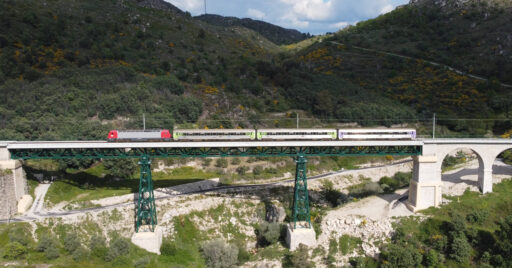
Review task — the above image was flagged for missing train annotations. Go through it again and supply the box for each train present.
[107,128,416,142]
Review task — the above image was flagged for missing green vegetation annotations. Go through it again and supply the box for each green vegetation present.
[0,0,510,141]
[501,149,512,165]
[333,1,512,84]
[345,172,412,199]
[338,234,363,255]
[442,150,471,171]
[255,222,283,247]
[349,178,512,267]
[37,161,216,207]
[201,239,239,268]
[0,222,160,267]
[378,172,411,193]
[283,244,314,268]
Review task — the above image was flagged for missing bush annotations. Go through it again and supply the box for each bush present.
[72,246,90,262]
[379,172,411,193]
[105,237,131,262]
[349,181,383,198]
[252,166,263,175]
[134,256,151,268]
[151,75,184,95]
[424,249,440,267]
[64,232,81,253]
[284,244,313,268]
[449,235,471,263]
[89,234,107,258]
[201,239,238,268]
[349,256,379,268]
[160,240,177,256]
[380,243,422,267]
[495,215,512,256]
[215,158,228,168]
[202,158,212,167]
[321,179,347,207]
[256,222,282,246]
[429,234,448,253]
[466,210,489,225]
[230,158,241,165]
[3,242,27,259]
[45,246,60,259]
[37,234,59,253]
[236,166,249,175]
[103,159,137,179]
[8,226,32,246]
[450,214,467,237]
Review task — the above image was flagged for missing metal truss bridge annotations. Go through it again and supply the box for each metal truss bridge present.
[3,140,423,232]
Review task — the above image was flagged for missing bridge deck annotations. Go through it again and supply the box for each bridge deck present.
[5,140,424,149]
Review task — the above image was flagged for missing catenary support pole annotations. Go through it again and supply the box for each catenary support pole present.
[433,113,436,139]
[135,155,157,232]
[292,155,311,229]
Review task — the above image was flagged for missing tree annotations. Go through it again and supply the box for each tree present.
[151,75,184,95]
[89,234,107,258]
[105,237,130,262]
[64,232,81,253]
[72,246,90,262]
[256,222,282,246]
[201,239,238,268]
[252,166,263,175]
[215,158,228,168]
[103,159,137,179]
[3,242,27,259]
[449,235,471,264]
[284,244,313,268]
[494,215,512,256]
[380,243,422,267]
[424,249,440,267]
[236,166,249,175]
[230,158,241,165]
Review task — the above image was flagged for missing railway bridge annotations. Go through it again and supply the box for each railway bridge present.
[1,139,512,251]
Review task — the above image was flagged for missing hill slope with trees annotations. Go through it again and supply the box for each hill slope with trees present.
[0,0,511,140]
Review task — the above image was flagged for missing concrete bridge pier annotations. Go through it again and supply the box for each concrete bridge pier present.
[478,168,493,194]
[0,147,32,219]
[407,155,442,212]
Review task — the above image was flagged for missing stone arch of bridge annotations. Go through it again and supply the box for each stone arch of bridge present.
[490,146,512,186]
[437,147,484,194]
[432,144,511,194]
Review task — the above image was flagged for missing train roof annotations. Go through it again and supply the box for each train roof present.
[174,129,255,132]
[111,129,169,132]
[338,128,416,131]
[257,128,337,131]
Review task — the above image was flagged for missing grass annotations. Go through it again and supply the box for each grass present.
[339,234,363,255]
[27,178,39,200]
[44,165,217,207]
[159,215,206,267]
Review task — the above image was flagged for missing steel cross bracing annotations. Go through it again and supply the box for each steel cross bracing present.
[9,145,422,160]
[135,156,157,232]
[292,155,311,229]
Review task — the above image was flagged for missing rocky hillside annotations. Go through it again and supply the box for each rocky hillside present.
[136,0,183,14]
[195,14,310,45]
